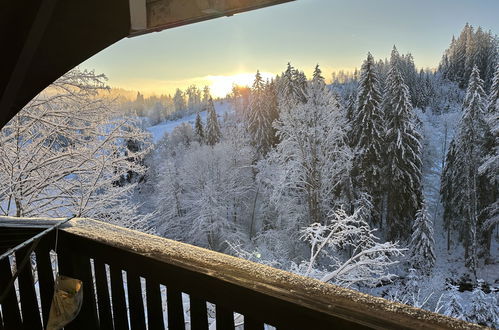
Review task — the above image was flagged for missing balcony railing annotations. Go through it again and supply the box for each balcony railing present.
[0,217,479,329]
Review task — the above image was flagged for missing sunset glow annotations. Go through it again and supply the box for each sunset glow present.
[207,72,275,97]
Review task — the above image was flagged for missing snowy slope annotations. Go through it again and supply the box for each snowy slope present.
[147,101,234,144]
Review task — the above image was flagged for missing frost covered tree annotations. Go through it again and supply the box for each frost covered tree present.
[409,204,436,274]
[442,285,465,320]
[466,280,499,327]
[0,69,152,230]
[441,66,490,272]
[264,65,352,228]
[205,98,221,146]
[351,52,385,225]
[173,88,186,112]
[154,140,254,251]
[194,112,205,144]
[439,24,498,89]
[383,47,423,241]
[296,207,403,288]
[186,85,202,110]
[247,71,277,156]
[202,85,211,106]
[277,62,307,107]
[477,62,499,261]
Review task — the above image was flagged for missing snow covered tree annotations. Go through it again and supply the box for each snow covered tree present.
[441,66,490,273]
[186,85,201,110]
[202,85,211,106]
[0,69,152,230]
[194,112,205,144]
[173,88,186,112]
[351,52,385,225]
[466,280,499,327]
[247,71,277,156]
[265,65,352,228]
[277,62,307,107]
[383,47,423,241]
[296,207,403,288]
[439,24,498,89]
[409,204,436,274]
[477,62,499,261]
[442,285,465,320]
[205,98,221,146]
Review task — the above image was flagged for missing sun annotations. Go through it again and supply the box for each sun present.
[207,72,275,98]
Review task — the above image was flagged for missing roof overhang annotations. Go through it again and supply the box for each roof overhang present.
[0,0,293,129]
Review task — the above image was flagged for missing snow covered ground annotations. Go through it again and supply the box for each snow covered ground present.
[147,101,234,144]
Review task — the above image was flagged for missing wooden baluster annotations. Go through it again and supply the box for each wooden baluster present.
[166,286,185,330]
[0,257,22,329]
[145,279,164,330]
[126,270,146,330]
[71,255,99,329]
[190,295,208,330]
[216,305,234,330]
[110,266,129,330]
[244,316,264,330]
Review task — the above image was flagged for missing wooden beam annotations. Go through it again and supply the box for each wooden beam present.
[129,0,294,36]
[0,0,58,122]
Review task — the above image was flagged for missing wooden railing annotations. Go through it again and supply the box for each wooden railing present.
[0,217,481,330]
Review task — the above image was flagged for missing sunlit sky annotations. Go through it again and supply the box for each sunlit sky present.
[81,0,499,98]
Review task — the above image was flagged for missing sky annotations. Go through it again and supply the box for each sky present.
[81,0,499,98]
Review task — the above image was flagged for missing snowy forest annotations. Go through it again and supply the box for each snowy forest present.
[0,24,498,327]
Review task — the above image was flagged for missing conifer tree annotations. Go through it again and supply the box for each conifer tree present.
[202,85,211,106]
[194,112,204,144]
[383,47,423,241]
[351,52,385,224]
[441,140,458,249]
[452,66,489,272]
[477,62,499,261]
[173,88,186,112]
[409,204,436,274]
[205,98,221,146]
[247,71,275,156]
[277,63,307,107]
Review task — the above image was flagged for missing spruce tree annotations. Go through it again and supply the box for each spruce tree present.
[277,63,307,107]
[351,52,385,224]
[441,140,458,250]
[383,47,423,241]
[205,98,221,146]
[409,204,436,274]
[461,66,488,271]
[194,112,204,144]
[477,62,499,261]
[247,71,275,156]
